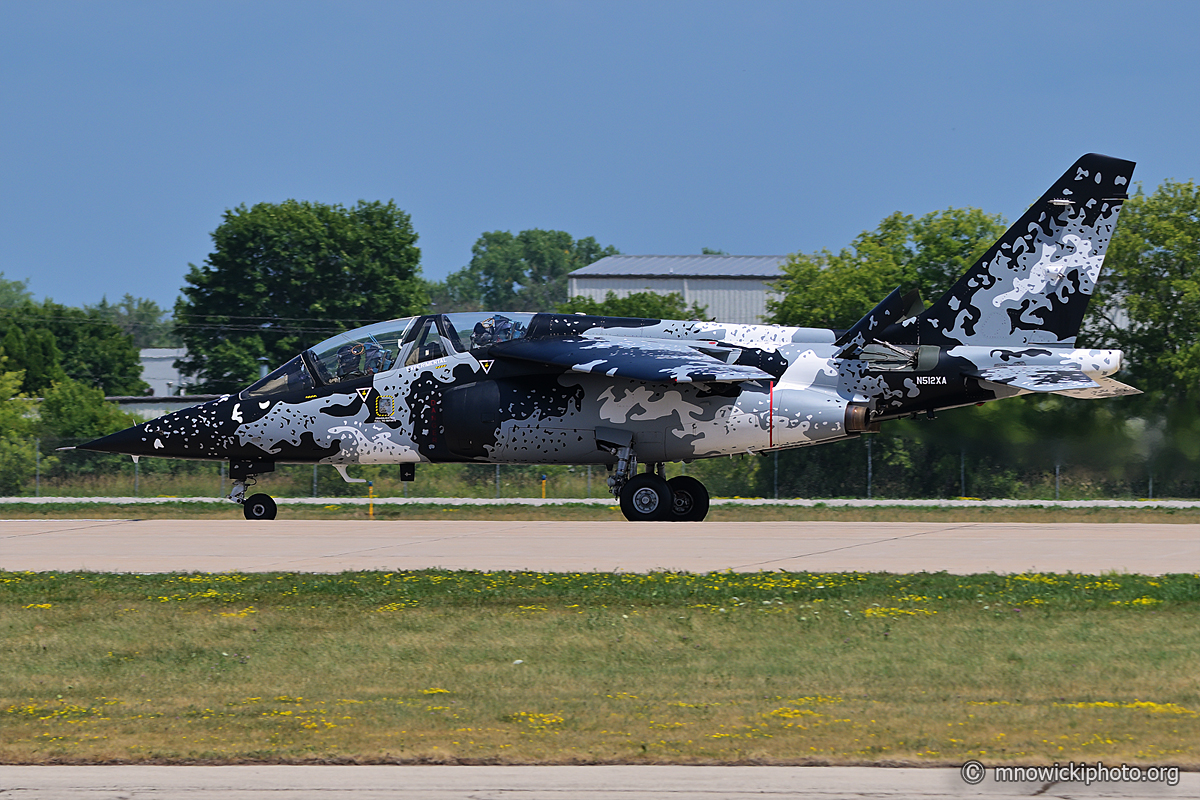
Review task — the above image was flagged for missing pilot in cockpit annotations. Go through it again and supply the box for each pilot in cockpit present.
[335,343,363,379]
[470,315,522,348]
[362,342,389,374]
[334,341,391,381]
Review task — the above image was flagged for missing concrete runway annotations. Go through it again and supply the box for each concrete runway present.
[2,518,1199,574]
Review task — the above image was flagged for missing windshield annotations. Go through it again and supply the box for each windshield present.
[242,354,317,399]
[306,317,417,384]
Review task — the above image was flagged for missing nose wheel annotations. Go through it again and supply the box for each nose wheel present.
[243,493,278,520]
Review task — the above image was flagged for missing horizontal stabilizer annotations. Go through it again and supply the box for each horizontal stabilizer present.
[492,337,773,383]
[1052,376,1142,399]
[972,366,1141,398]
[974,365,1098,392]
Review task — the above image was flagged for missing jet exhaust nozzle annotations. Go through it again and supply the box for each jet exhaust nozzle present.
[844,404,880,434]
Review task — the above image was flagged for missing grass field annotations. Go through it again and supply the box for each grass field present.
[4,501,1200,524]
[3,569,1200,766]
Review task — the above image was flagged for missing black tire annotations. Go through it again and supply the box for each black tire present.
[244,493,277,520]
[667,475,710,521]
[619,473,672,521]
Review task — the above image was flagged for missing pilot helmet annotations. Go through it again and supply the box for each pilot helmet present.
[337,343,364,375]
[472,319,493,346]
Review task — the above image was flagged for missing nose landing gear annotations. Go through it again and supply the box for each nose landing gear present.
[243,493,278,520]
[228,459,278,520]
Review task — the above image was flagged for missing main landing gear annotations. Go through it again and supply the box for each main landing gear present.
[228,460,278,520]
[607,447,710,522]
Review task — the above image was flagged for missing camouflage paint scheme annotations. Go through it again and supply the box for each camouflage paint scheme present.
[80,154,1138,514]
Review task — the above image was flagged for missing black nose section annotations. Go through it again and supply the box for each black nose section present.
[76,396,239,459]
[77,422,161,457]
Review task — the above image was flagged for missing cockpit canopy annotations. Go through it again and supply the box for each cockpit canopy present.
[242,312,533,399]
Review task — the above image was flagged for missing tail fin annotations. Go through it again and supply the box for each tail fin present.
[881,153,1135,347]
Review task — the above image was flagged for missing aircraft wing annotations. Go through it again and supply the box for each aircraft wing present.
[491,336,774,383]
[971,366,1141,397]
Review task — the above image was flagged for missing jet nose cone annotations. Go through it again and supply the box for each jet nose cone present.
[76,396,240,459]
[77,423,159,456]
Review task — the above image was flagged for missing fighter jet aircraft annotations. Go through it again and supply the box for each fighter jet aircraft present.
[77,153,1137,521]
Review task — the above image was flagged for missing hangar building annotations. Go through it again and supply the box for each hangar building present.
[566,254,788,324]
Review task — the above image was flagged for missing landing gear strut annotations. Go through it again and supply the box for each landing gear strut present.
[228,460,278,521]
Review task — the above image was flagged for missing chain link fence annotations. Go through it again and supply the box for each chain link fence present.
[9,418,1196,501]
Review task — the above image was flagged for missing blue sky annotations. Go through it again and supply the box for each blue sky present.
[2,0,1197,311]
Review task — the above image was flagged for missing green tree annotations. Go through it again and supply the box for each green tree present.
[0,302,146,396]
[0,272,34,308]
[37,378,142,478]
[907,207,1011,295]
[1082,180,1200,402]
[176,200,426,393]
[433,229,618,313]
[0,363,39,494]
[558,290,709,319]
[768,208,1006,328]
[88,294,181,349]
[39,377,141,441]
[0,321,66,395]
[426,267,488,314]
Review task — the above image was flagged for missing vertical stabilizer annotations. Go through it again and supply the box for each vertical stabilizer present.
[881,154,1135,347]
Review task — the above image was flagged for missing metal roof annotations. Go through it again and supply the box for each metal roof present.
[569,255,788,279]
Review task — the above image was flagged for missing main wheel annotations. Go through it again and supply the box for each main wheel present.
[667,475,710,521]
[244,493,277,520]
[619,473,672,521]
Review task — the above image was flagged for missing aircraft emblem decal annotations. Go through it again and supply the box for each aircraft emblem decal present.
[356,388,371,404]
[479,359,494,374]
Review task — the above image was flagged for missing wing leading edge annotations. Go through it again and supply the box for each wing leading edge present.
[491,337,774,384]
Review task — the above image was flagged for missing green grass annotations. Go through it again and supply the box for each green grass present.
[3,570,1200,765]
[25,462,646,501]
